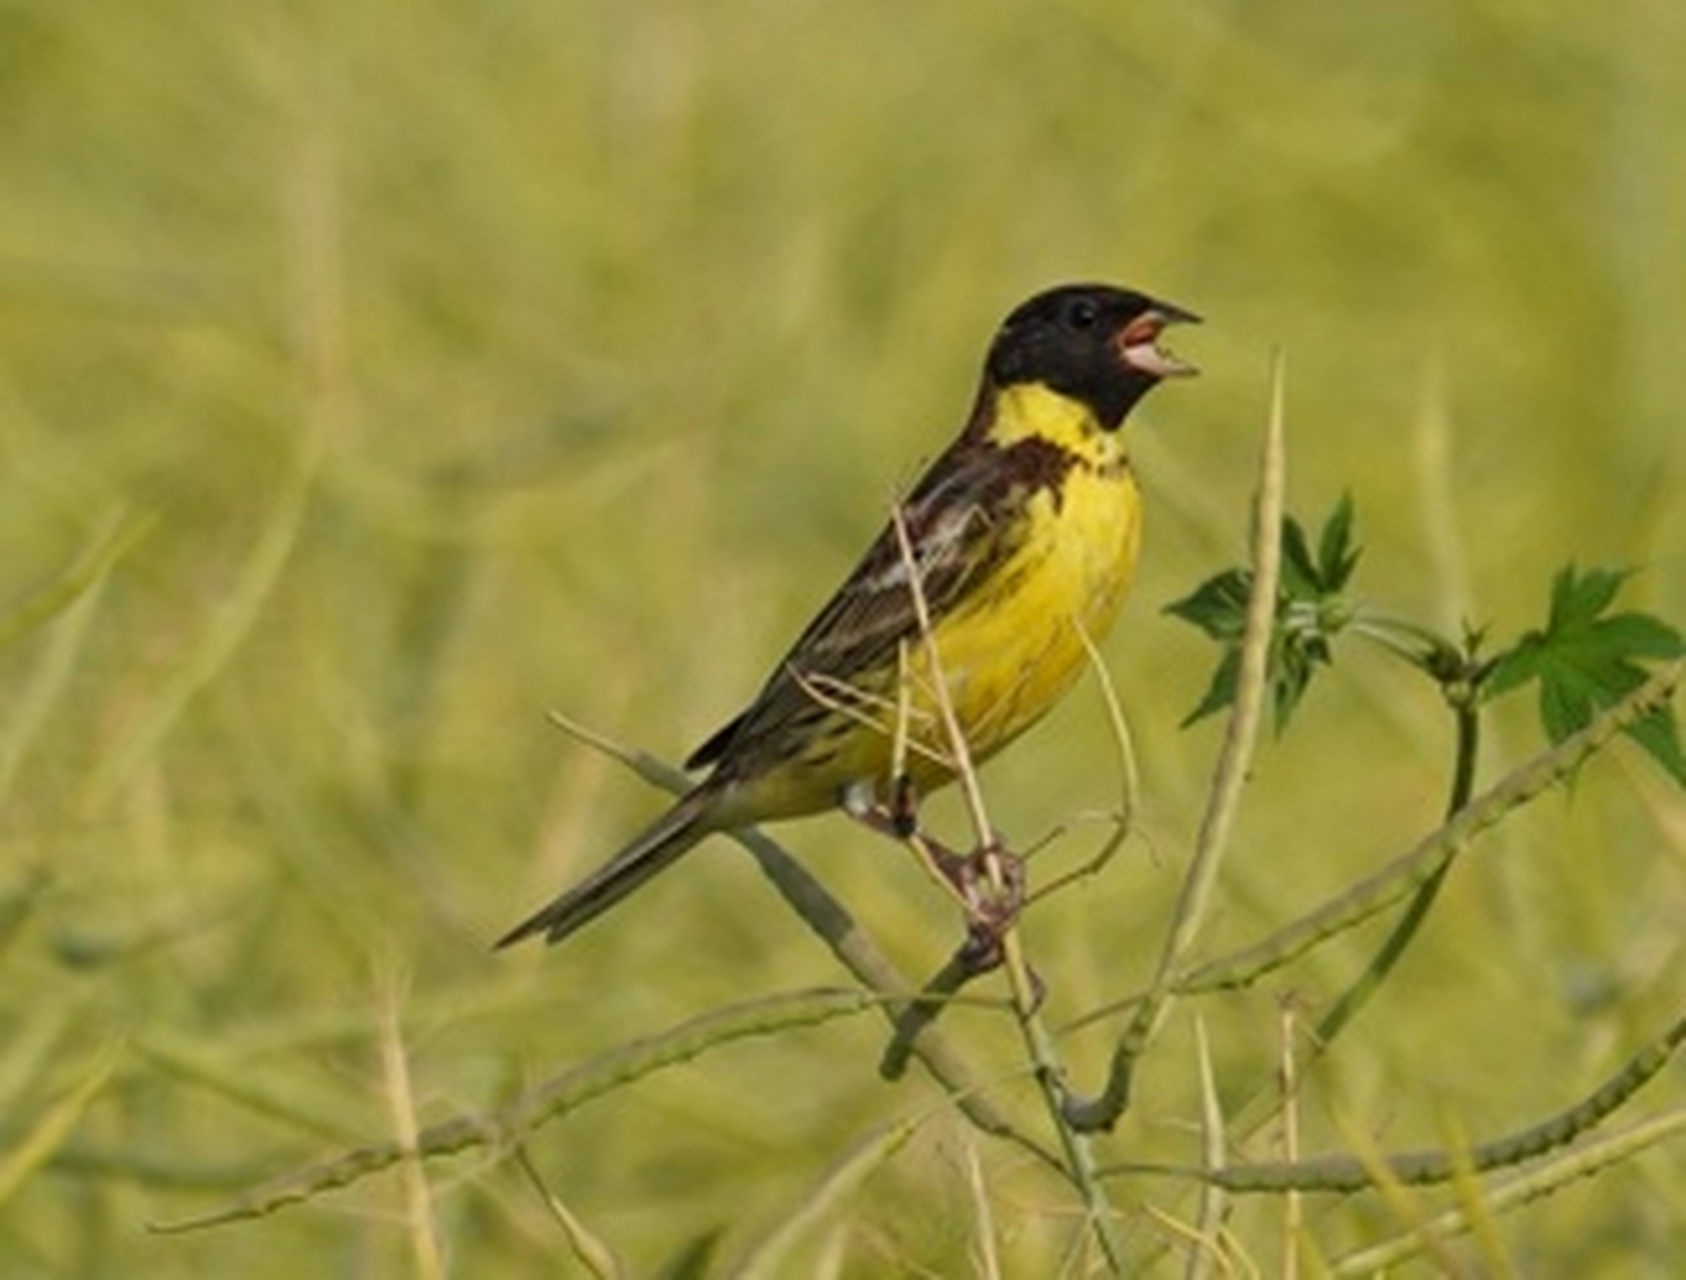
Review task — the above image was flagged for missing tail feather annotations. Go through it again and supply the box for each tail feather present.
[496,788,717,948]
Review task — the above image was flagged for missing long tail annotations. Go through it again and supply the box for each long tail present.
[496,787,718,948]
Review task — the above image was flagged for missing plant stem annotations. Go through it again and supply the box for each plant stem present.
[887,506,1126,1272]
[1064,350,1288,1133]
[1172,661,1679,996]
[1102,1008,1686,1194]
[1313,674,1481,1045]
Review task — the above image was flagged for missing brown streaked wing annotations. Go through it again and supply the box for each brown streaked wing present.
[686,435,1074,777]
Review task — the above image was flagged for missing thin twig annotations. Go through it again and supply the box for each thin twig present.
[150,987,889,1233]
[1057,659,1682,1036]
[885,503,1126,1272]
[1100,1007,1686,1192]
[1332,1107,1686,1274]
[1064,350,1288,1132]
[1312,661,1483,1047]
[1025,624,1139,907]
[1185,1015,1227,1280]
[877,951,981,1081]
[541,711,1051,1163]
[882,625,1141,1076]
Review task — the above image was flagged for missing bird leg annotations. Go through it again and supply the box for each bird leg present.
[953,839,1031,971]
[847,776,1042,1078]
[889,771,921,838]
[842,775,1029,944]
[841,776,967,884]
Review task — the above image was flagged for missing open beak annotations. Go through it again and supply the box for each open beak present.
[1118,304,1200,378]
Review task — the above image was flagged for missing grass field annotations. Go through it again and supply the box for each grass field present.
[3,2,1683,1274]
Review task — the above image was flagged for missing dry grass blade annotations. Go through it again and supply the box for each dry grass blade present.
[514,1149,625,1279]
[134,1033,371,1144]
[886,504,993,845]
[1184,1015,1227,1280]
[729,1114,923,1280]
[0,1041,121,1205]
[1331,1111,1469,1276]
[87,461,318,805]
[1,514,149,807]
[962,1136,1002,1280]
[0,512,148,652]
[376,976,444,1280]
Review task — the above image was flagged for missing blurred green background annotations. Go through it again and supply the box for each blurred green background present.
[3,0,1682,1273]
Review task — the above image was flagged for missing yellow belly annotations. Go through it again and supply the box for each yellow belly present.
[777,462,1142,802]
[902,463,1141,782]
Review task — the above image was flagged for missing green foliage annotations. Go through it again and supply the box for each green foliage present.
[1486,566,1686,783]
[1169,494,1364,733]
[1172,505,1685,785]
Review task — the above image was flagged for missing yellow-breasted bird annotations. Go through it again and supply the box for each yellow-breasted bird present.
[499,283,1197,948]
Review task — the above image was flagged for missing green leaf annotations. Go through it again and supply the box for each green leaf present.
[1587,611,1686,660]
[1280,514,1321,597]
[1180,649,1241,728]
[1165,570,1251,642]
[1482,564,1685,784]
[1548,564,1629,631]
[1625,709,1686,785]
[1316,492,1361,592]
[1269,628,1326,733]
[1168,498,1367,734]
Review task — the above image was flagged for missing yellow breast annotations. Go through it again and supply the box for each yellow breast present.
[898,382,1143,782]
[914,456,1138,770]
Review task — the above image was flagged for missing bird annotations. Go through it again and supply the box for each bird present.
[498,282,1197,949]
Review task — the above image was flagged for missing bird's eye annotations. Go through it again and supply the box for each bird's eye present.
[1066,298,1100,330]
